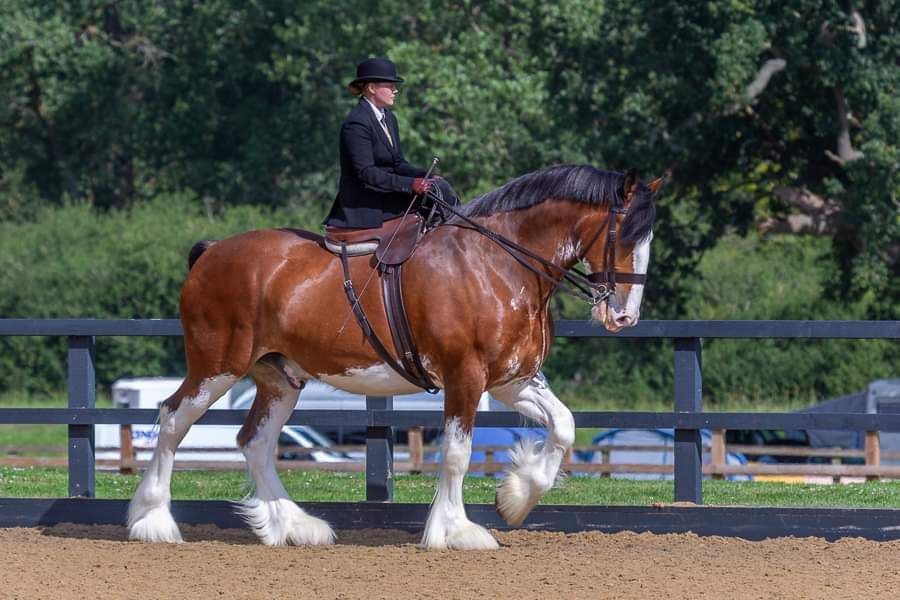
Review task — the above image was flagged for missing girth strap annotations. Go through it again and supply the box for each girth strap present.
[382,265,438,392]
[340,243,439,393]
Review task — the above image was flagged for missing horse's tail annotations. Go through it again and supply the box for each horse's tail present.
[188,240,217,270]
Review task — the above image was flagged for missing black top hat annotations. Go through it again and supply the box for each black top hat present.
[348,58,404,87]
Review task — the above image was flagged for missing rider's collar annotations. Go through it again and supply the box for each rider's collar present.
[362,97,386,121]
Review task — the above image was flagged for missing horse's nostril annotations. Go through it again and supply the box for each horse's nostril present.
[615,314,632,326]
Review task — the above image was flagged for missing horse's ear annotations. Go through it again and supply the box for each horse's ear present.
[622,168,639,206]
[646,176,665,194]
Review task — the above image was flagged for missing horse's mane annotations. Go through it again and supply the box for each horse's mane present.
[458,165,656,243]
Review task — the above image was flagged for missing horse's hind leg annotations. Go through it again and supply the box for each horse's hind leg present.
[128,373,238,542]
[237,357,335,546]
[489,374,575,527]
[422,372,499,550]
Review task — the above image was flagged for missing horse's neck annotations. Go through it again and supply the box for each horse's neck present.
[476,201,590,271]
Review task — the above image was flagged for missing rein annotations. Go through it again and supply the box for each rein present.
[430,193,647,305]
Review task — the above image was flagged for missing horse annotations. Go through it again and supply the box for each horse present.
[127,164,661,550]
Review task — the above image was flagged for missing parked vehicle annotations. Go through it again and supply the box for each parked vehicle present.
[726,379,900,465]
[587,428,751,481]
[725,428,811,464]
[277,426,359,462]
[95,377,352,464]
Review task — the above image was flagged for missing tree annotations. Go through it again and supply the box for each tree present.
[544,0,898,317]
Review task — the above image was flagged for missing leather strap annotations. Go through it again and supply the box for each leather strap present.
[587,272,647,285]
[382,265,438,392]
[434,197,645,304]
[340,243,438,392]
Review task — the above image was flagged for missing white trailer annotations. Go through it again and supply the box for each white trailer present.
[95,377,244,462]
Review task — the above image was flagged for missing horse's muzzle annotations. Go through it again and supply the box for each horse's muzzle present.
[592,302,639,333]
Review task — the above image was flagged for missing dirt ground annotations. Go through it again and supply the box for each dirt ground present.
[2,525,900,600]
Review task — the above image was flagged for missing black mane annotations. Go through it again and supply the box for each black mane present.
[458,164,656,243]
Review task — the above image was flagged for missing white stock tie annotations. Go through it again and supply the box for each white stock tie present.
[379,115,394,147]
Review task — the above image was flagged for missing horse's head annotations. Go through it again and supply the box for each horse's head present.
[580,169,661,333]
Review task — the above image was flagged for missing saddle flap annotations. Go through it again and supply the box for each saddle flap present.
[375,215,423,265]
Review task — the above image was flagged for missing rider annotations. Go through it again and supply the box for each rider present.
[324,57,459,229]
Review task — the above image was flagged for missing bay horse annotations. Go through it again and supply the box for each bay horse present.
[127,164,660,549]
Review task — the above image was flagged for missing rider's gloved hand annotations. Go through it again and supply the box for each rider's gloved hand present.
[412,178,432,195]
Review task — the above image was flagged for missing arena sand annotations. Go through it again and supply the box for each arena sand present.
[2,525,900,599]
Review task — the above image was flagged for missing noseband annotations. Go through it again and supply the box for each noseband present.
[431,194,647,306]
[577,207,648,303]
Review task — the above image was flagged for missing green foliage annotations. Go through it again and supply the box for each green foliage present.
[0,194,300,393]
[682,234,897,404]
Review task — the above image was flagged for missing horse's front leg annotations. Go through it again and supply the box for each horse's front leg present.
[489,374,575,526]
[421,376,499,550]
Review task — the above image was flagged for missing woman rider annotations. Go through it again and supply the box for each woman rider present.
[324,58,459,229]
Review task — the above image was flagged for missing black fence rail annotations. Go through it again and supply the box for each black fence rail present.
[1,318,899,540]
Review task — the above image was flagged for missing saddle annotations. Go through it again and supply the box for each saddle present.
[322,214,438,393]
[324,215,424,264]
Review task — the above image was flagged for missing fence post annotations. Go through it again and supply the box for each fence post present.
[119,424,135,474]
[865,430,881,482]
[711,429,726,480]
[484,448,496,479]
[674,337,702,504]
[600,447,611,478]
[408,426,424,474]
[67,335,96,498]
[366,395,393,501]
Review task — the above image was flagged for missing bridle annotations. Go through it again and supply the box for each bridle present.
[578,206,648,302]
[429,192,647,306]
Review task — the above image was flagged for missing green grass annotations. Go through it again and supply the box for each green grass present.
[3,467,900,508]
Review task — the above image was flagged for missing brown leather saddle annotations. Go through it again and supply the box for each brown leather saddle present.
[324,215,424,265]
[322,214,438,392]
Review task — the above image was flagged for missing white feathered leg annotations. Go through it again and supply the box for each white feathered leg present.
[237,374,334,546]
[490,374,575,526]
[421,418,499,550]
[128,374,237,543]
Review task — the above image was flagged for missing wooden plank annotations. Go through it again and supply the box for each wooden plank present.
[728,445,868,459]
[11,408,900,433]
[5,318,899,339]
[9,443,900,462]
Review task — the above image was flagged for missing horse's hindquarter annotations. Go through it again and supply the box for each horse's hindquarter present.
[403,226,551,388]
[181,229,382,378]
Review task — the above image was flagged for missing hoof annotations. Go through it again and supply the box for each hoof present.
[495,469,541,527]
[422,519,499,550]
[238,498,335,546]
[128,505,183,543]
